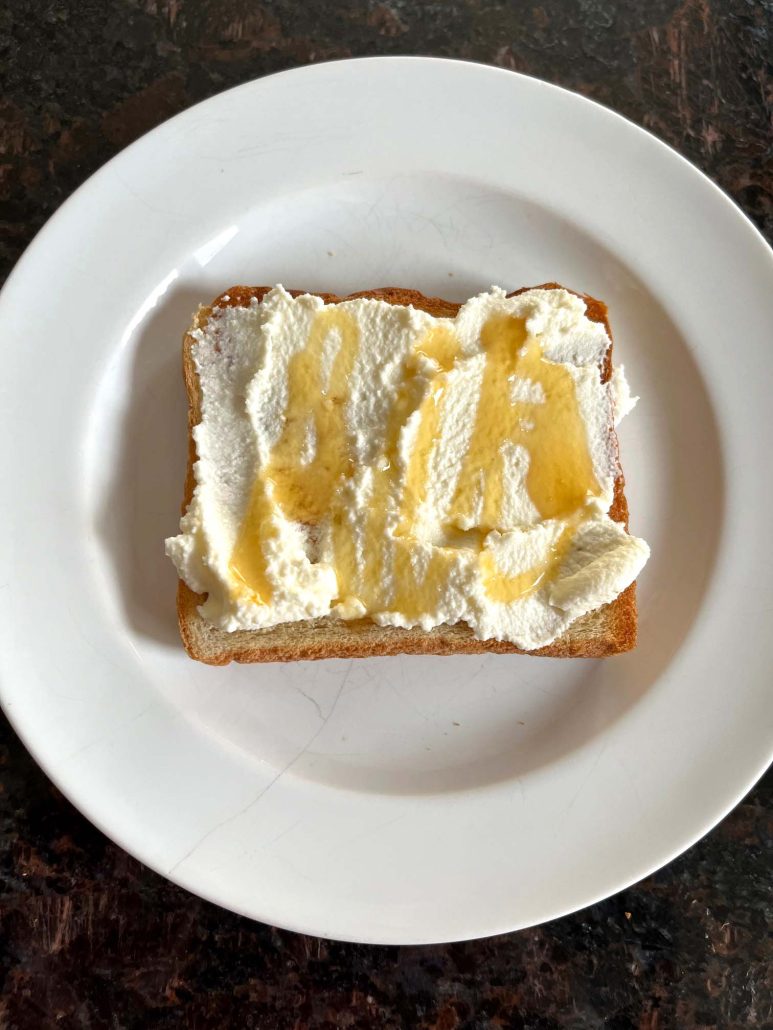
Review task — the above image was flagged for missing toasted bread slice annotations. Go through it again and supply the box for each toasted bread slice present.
[175,285,636,664]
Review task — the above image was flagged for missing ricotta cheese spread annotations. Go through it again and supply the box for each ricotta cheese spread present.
[165,285,649,649]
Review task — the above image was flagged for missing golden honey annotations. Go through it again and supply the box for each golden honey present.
[229,303,602,613]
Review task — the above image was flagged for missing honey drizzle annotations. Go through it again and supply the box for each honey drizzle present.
[229,308,359,601]
[229,304,603,611]
[450,314,601,527]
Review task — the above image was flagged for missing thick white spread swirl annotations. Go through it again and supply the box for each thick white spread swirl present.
[166,286,649,649]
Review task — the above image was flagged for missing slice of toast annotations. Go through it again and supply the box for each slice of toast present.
[176,285,637,664]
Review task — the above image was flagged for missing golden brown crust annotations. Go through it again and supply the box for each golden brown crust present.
[176,285,637,664]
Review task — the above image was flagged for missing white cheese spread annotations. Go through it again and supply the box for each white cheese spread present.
[165,286,649,649]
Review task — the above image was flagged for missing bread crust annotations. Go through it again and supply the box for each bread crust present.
[175,285,637,664]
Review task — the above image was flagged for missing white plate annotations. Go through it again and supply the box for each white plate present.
[1,57,772,945]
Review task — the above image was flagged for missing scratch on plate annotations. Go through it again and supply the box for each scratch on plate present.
[167,661,354,875]
[612,754,657,837]
[296,687,324,721]
[60,702,160,765]
[566,741,609,812]
[267,818,304,847]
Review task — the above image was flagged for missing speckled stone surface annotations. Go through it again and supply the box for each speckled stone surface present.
[1,1,771,1026]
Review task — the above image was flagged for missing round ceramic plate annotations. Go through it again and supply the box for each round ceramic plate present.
[1,58,771,944]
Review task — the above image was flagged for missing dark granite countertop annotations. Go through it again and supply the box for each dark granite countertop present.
[1,1,771,1026]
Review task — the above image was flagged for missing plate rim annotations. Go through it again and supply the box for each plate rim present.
[5,56,773,301]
